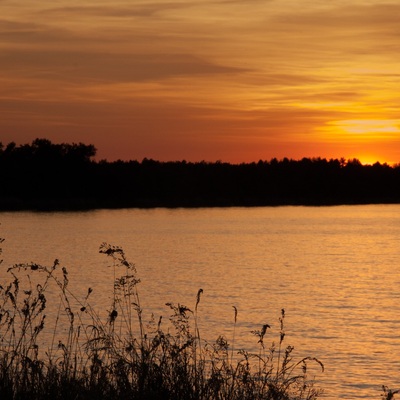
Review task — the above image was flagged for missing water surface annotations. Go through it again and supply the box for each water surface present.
[1,205,399,398]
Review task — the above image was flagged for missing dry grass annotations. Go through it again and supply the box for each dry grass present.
[0,238,393,399]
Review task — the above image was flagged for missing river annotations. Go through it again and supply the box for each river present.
[1,205,399,398]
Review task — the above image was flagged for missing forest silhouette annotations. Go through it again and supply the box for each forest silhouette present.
[1,138,400,210]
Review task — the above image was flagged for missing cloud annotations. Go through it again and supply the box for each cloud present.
[2,0,400,163]
[40,3,184,18]
[270,3,400,46]
[0,18,78,47]
[0,50,246,84]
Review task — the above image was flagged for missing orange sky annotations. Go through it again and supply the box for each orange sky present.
[1,1,400,164]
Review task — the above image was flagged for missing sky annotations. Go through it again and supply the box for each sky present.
[1,0,400,164]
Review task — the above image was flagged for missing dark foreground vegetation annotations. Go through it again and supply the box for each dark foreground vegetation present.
[1,139,400,210]
[0,238,326,400]
[0,238,397,399]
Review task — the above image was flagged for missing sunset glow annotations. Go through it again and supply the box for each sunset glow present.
[1,1,400,164]
[337,120,400,136]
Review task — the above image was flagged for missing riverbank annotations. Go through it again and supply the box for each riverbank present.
[1,237,399,399]
[0,241,325,399]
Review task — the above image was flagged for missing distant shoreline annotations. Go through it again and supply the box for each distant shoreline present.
[2,139,400,212]
[1,196,399,212]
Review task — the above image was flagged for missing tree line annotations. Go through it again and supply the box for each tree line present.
[1,138,400,210]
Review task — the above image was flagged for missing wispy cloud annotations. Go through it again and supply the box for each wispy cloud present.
[0,50,246,84]
[2,0,400,163]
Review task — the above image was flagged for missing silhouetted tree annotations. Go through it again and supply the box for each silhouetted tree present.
[1,139,400,210]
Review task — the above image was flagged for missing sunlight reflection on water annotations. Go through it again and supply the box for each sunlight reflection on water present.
[1,205,400,399]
